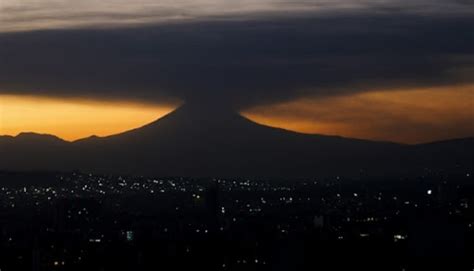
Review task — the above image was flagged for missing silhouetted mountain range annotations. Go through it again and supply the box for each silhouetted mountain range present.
[1,104,473,177]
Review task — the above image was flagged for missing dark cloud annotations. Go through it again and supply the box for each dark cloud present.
[0,12,473,109]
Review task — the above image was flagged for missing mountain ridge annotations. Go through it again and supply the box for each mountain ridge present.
[1,104,472,178]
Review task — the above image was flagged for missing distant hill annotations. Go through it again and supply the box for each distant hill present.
[1,104,472,178]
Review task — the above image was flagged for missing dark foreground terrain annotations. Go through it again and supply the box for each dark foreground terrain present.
[0,171,473,270]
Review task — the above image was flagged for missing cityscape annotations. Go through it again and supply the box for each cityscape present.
[0,170,472,270]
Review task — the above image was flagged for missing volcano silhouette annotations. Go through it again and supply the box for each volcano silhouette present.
[1,104,473,177]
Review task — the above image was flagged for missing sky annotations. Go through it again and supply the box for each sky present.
[0,0,473,143]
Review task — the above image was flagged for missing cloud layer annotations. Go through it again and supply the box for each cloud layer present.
[0,0,473,109]
[1,0,473,33]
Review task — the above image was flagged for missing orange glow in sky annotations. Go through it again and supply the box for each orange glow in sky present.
[243,85,474,144]
[0,95,176,141]
[1,85,473,143]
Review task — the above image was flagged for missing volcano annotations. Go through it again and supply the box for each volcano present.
[1,104,473,177]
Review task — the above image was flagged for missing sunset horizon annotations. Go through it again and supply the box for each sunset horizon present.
[2,83,473,144]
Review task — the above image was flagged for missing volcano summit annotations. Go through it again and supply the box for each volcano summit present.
[1,104,472,177]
